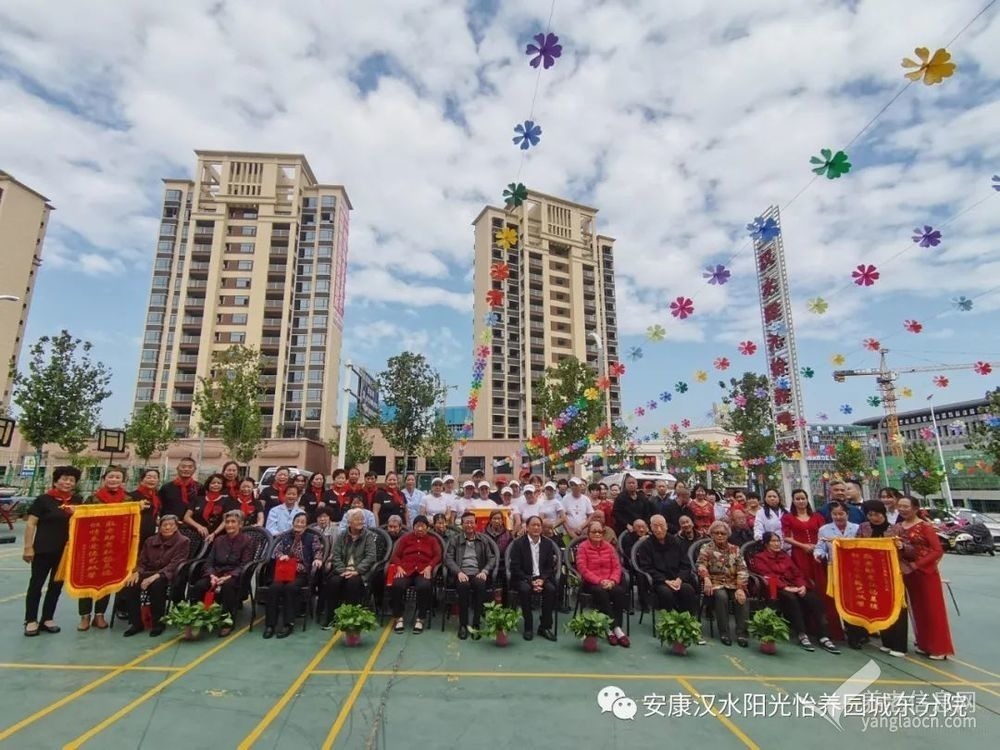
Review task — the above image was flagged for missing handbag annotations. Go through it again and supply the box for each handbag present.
[274,558,298,583]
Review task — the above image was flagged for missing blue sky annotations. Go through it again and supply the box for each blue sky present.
[1,0,998,440]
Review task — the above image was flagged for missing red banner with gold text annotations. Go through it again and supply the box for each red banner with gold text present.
[56,503,141,600]
[829,537,905,631]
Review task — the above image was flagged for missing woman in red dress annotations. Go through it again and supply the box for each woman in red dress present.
[781,488,839,639]
[688,484,715,537]
[896,496,954,659]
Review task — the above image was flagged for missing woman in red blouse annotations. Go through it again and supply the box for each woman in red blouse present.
[388,516,442,633]
[897,496,954,659]
[688,484,715,537]
[781,489,825,586]
[576,521,630,647]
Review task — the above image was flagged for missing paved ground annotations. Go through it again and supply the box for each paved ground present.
[0,522,996,749]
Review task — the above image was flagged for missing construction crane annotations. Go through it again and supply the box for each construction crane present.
[832,348,995,456]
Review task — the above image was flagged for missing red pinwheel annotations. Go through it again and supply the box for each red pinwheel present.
[738,341,757,356]
[974,361,993,375]
[681,419,691,428]
[485,289,504,307]
[670,296,695,319]
[714,357,730,371]
[596,376,611,390]
[863,338,881,352]
[609,362,626,377]
[933,376,949,388]
[903,319,923,334]
[476,345,490,359]
[490,262,510,281]
[852,264,880,287]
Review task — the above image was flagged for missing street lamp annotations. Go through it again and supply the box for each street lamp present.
[96,428,127,467]
[925,395,954,509]
[875,414,889,484]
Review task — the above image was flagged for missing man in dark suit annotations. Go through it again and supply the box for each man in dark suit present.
[508,515,559,641]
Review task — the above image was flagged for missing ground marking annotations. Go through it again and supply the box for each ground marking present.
[321,625,393,750]
[677,677,760,749]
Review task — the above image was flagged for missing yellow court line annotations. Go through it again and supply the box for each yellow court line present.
[0,633,183,743]
[677,677,759,750]
[321,624,393,750]
[237,630,345,750]
[0,663,181,673]
[63,619,262,749]
[903,656,1000,699]
[947,656,1000,681]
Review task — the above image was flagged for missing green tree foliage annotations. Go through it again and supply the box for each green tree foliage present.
[600,422,637,471]
[12,331,113,492]
[127,401,174,464]
[718,373,779,487]
[833,438,869,480]
[193,346,265,464]
[967,388,1000,475]
[421,415,455,473]
[663,426,738,485]
[532,357,604,466]
[903,439,944,499]
[377,352,440,469]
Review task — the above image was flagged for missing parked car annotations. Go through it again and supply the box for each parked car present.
[257,466,310,492]
[600,470,677,491]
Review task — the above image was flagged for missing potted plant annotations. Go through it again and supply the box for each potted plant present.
[477,602,521,647]
[162,601,233,641]
[654,610,703,655]
[333,604,378,646]
[747,607,790,655]
[566,610,613,652]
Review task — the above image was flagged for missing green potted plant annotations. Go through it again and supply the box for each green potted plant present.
[477,602,521,647]
[566,610,613,652]
[747,607,790,654]
[654,610,703,656]
[162,601,233,641]
[333,604,378,647]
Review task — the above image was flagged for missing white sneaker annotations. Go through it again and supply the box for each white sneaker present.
[879,646,891,653]
[888,650,904,658]
[929,654,947,661]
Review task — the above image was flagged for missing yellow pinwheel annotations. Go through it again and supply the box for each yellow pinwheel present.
[646,324,666,342]
[695,370,708,383]
[807,297,828,315]
[900,387,913,398]
[584,387,600,401]
[831,353,846,366]
[902,47,956,86]
[495,226,519,250]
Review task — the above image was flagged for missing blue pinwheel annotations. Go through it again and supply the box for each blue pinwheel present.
[513,120,542,150]
[911,225,942,248]
[484,311,500,326]
[754,387,768,399]
[747,216,780,243]
[953,296,973,312]
[703,264,731,285]
[526,32,562,69]
[659,391,673,402]
[840,404,853,415]
[774,375,790,391]
[628,346,643,361]
[767,321,788,337]
[992,175,1000,192]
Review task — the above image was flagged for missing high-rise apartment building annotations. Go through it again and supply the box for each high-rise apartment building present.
[133,151,351,442]
[471,190,621,440]
[0,171,52,411]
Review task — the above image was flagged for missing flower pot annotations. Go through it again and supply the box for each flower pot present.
[583,635,599,652]
[344,631,362,647]
[759,641,777,655]
[671,642,688,656]
[182,625,201,641]
[495,631,509,647]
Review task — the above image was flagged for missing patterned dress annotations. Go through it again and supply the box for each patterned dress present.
[688,500,716,538]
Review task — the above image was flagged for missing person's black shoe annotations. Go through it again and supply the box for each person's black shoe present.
[458,625,469,640]
[537,627,557,642]
[737,636,749,648]
[720,635,733,646]
[150,625,166,637]
[123,626,143,637]
[263,627,275,639]
[523,628,534,641]
[276,624,294,639]
[470,629,482,641]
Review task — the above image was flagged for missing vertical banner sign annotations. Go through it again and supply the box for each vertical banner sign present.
[57,504,141,600]
[828,537,905,630]
[356,367,380,422]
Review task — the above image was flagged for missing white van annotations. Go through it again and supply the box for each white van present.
[600,470,676,490]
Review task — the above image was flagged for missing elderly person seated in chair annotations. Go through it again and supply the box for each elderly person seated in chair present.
[576,520,630,647]
[620,518,649,565]
[728,509,754,547]
[697,520,750,647]
[264,513,322,640]
[636,515,699,620]
[121,515,190,637]
[322,508,377,630]
[750,531,840,654]
[445,512,497,640]
[388,515,441,634]
[188,510,253,635]
[508,515,559,641]
[385,515,405,542]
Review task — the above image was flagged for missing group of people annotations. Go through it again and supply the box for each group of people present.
[20,464,954,662]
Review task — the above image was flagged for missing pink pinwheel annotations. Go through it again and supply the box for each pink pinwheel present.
[933,376,949,388]
[904,319,923,334]
[738,340,757,356]
[609,362,626,377]
[670,296,695,319]
[634,406,646,417]
[734,395,747,408]
[920,427,935,440]
[681,419,691,428]
[852,264,880,287]
[714,357,730,371]
[526,32,562,69]
[863,338,881,352]
[974,361,993,375]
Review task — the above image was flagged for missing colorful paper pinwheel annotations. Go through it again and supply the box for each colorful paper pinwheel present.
[933,376,949,388]
[801,367,815,379]
[767,321,788,337]
[840,404,853,415]
[495,226,518,250]
[867,396,882,407]
[503,182,528,208]
[483,311,500,327]
[659,391,672,403]
[512,120,542,150]
[738,341,757,356]
[734,395,747,408]
[902,47,956,85]
[681,419,691,429]
[911,225,942,248]
[490,262,510,281]
[584,387,600,401]
[774,375,790,391]
[695,370,708,383]
[993,175,1000,192]
[714,357,730,371]
[647,324,666,342]
[670,296,695,319]
[974,361,993,376]
[920,427,935,440]
[807,297,828,315]
[486,289,504,307]
[526,32,562,69]
[747,216,780,243]
[596,376,611,390]
[901,387,913,398]
[675,381,688,394]
[628,346,644,361]
[953,296,973,312]
[903,319,923,334]
[634,406,645,417]
[609,362,626,377]
[809,149,851,179]
[852,264,880,287]
[817,412,829,421]
[831,353,846,366]
[703,264,731,285]
[863,338,881,352]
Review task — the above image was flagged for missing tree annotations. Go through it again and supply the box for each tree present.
[421,415,455,474]
[12,331,113,493]
[833,438,869,480]
[662,425,741,486]
[903,440,944,499]
[599,422,637,473]
[532,357,605,467]
[193,346,265,464]
[377,352,440,471]
[330,417,374,471]
[127,402,174,466]
[718,373,780,489]
[967,387,1000,474]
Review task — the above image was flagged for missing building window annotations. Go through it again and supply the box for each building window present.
[152,277,169,288]
[459,456,486,475]
[305,407,322,420]
[315,279,330,292]
[306,388,322,402]
[231,332,245,344]
[314,296,328,310]
[150,294,167,307]
[143,331,161,343]
[311,333,326,347]
[237,260,253,271]
[301,230,316,243]
[321,195,336,208]
[235,278,251,289]
[309,351,324,364]
[232,313,248,324]
[316,263,331,275]
[165,189,182,202]
[317,245,332,258]
[147,312,164,324]
[141,349,157,362]
[308,370,324,383]
[239,226,256,236]
[369,456,387,475]
[136,387,154,401]
[319,228,334,241]
[157,240,174,253]
[312,315,328,329]
[160,222,176,236]
[138,369,156,382]
[234,296,249,306]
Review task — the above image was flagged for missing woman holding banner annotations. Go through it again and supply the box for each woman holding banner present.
[814,501,859,645]
[897,496,954,660]
[78,466,130,631]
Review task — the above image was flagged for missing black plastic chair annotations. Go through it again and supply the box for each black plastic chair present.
[439,534,501,631]
[213,526,272,630]
[253,528,324,631]
[504,536,562,639]
[565,536,630,636]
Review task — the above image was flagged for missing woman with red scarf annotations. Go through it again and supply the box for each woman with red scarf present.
[186,473,227,539]
[159,458,202,529]
[78,466,130,630]
[897,496,954,659]
[222,478,264,527]
[259,466,292,522]
[376,472,407,527]
[329,469,351,517]
[221,461,242,501]
[129,468,161,545]
[23,466,82,636]
[301,472,331,524]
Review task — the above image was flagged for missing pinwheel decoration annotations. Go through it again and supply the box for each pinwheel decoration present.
[817,412,829,421]
[734,394,747,408]
[738,341,757,356]
[512,120,542,150]
[933,376,950,388]
[974,361,993,376]
[609,362,626,378]
[993,175,1000,192]
[483,311,500,327]
[852,264,880,287]
[703,264,731,285]
[901,47,956,85]
[526,32,562,69]
[904,319,923,334]
[863,338,882,352]
[831,353,846,366]
[801,367,815,379]
[920,427,935,440]
[675,381,688,394]
[767,322,788,337]
[714,357,730,371]
[584,387,600,401]
[646,324,666,342]
[953,296,973,312]
[628,346,644,361]
[840,404,853,415]
[596,376,611,390]
[659,391,672,402]
[901,387,913,398]
[774,375,790,391]
[490,262,510,281]
[753,387,768,399]
[867,396,882,407]
[747,216,781,243]
[681,419,691,429]
[809,148,852,179]
[647,400,658,410]
[485,289,504,307]
[695,370,708,383]
[807,297,829,315]
[495,226,518,250]
[912,225,942,248]
[670,296,695,319]
[503,182,528,208]
[634,406,645,417]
